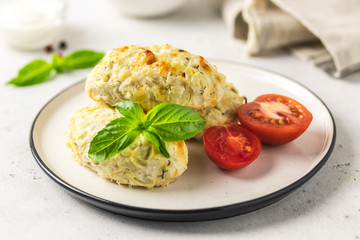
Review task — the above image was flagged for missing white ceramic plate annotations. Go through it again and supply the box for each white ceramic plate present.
[30,61,335,221]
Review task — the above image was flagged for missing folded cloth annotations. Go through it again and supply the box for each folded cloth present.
[221,0,360,78]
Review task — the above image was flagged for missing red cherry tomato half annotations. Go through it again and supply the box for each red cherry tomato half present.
[237,94,313,145]
[203,124,262,170]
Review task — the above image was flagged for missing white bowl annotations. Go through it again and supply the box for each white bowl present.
[109,0,187,18]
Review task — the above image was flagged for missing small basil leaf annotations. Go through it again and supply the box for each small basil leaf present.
[62,50,104,70]
[143,130,170,158]
[52,53,64,73]
[145,103,205,141]
[88,118,139,161]
[7,59,53,86]
[114,101,145,123]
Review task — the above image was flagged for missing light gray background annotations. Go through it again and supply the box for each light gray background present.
[0,0,359,239]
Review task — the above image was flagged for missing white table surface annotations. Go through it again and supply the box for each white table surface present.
[1,0,359,239]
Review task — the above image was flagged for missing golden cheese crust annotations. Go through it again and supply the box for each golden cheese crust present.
[85,44,226,111]
[66,102,188,188]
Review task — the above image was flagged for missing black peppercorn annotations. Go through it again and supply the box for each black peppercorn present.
[59,41,67,50]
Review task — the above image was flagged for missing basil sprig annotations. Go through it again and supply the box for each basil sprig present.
[88,101,206,161]
[7,50,104,86]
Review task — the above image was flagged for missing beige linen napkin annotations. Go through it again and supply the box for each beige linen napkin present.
[221,0,360,78]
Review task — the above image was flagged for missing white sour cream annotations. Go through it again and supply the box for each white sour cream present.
[0,0,66,50]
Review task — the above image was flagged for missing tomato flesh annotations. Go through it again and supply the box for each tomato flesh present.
[203,124,261,170]
[237,94,313,145]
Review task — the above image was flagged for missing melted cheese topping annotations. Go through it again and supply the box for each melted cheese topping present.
[85,44,226,111]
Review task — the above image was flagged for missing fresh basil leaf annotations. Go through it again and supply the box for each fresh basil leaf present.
[7,59,53,86]
[114,101,145,124]
[88,118,140,161]
[88,101,206,161]
[52,53,64,73]
[62,50,104,70]
[145,103,205,141]
[143,130,170,158]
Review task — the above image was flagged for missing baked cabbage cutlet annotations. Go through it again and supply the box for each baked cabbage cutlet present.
[85,44,226,111]
[195,83,245,140]
[85,44,245,138]
[66,102,188,188]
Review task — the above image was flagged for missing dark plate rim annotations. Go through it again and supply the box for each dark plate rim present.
[29,61,336,222]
